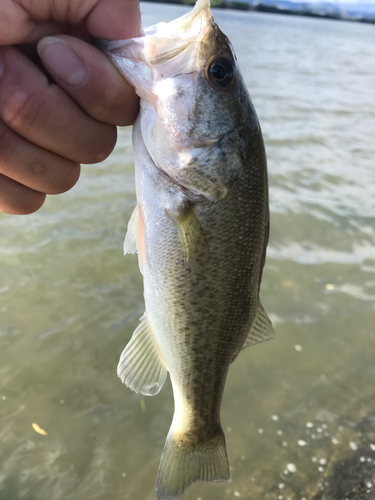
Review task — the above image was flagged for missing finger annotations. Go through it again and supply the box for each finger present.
[87,0,141,39]
[0,121,80,195]
[0,174,46,215]
[37,35,139,126]
[0,0,140,44]
[0,0,67,44]
[0,46,117,164]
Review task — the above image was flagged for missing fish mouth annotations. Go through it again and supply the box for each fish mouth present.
[96,0,214,95]
[141,0,213,65]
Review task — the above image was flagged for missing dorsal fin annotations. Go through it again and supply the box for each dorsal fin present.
[117,313,167,396]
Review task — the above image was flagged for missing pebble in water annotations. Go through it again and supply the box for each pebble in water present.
[286,463,297,473]
[306,422,314,428]
[349,441,358,451]
[298,439,307,446]
[272,415,279,422]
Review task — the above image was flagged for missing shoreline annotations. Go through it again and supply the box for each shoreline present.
[143,0,375,24]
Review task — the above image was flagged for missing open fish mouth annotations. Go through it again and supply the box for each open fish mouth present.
[96,0,214,94]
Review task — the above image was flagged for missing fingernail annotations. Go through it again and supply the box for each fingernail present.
[38,37,86,87]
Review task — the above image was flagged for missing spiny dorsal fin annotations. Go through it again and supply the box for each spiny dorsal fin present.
[242,300,275,350]
[117,313,167,396]
[123,205,139,255]
[171,207,209,267]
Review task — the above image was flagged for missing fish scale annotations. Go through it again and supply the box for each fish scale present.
[98,0,275,498]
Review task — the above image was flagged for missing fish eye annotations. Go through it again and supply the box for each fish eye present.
[207,57,235,90]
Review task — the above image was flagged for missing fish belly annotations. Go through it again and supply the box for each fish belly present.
[132,118,268,499]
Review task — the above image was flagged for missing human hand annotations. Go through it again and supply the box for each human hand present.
[0,0,141,215]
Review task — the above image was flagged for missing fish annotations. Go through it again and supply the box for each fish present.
[97,0,275,498]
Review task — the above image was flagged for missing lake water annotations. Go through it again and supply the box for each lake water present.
[1,3,375,500]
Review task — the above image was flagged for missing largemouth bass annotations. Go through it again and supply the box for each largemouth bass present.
[99,1,274,498]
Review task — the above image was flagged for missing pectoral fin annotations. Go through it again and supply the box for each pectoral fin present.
[242,300,275,350]
[123,205,139,255]
[171,207,209,267]
[117,313,167,396]
[123,204,147,274]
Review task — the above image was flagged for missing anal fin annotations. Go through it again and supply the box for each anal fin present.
[117,313,167,396]
[242,299,275,350]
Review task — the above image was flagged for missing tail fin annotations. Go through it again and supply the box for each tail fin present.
[156,427,229,500]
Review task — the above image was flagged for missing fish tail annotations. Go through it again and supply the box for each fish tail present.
[156,426,229,500]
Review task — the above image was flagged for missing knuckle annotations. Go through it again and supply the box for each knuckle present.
[28,160,48,178]
[2,90,50,136]
[28,160,81,195]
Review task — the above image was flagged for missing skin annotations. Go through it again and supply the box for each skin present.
[0,0,141,215]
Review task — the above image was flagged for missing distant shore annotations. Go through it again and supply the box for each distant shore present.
[144,0,375,24]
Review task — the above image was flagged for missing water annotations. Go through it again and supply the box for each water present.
[1,4,375,499]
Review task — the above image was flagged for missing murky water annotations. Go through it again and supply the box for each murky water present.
[1,4,375,500]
